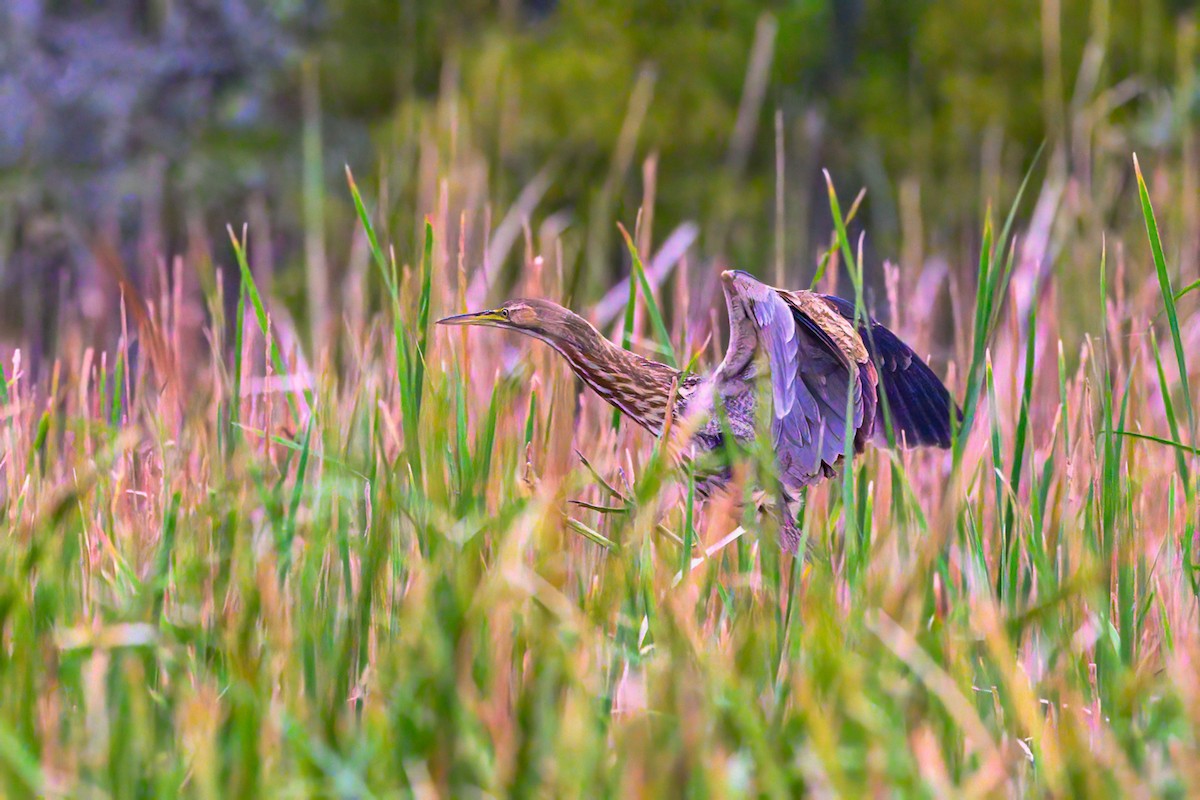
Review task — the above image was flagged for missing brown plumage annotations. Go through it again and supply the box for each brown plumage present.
[437,269,959,551]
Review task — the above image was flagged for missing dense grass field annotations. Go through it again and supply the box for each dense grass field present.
[2,140,1200,798]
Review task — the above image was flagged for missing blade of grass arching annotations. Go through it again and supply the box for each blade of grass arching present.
[0,360,7,406]
[822,172,865,313]
[1106,428,1200,455]
[810,187,866,290]
[575,449,626,502]
[823,175,909,455]
[345,168,401,360]
[809,246,835,291]
[227,227,303,419]
[347,168,426,484]
[617,224,677,367]
[956,215,993,450]
[985,144,1044,335]
[1136,155,1195,437]
[569,499,628,514]
[958,145,1044,455]
[1172,275,1200,301]
[346,167,392,289]
[824,174,907,499]
[1137,164,1200,587]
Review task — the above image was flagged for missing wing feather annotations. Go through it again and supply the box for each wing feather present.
[742,287,876,487]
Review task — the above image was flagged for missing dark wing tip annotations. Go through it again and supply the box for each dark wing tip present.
[884,341,957,449]
[819,294,958,450]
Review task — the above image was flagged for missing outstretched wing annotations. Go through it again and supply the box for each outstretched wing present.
[821,294,957,448]
[745,287,878,487]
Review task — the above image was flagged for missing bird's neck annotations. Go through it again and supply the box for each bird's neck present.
[713,291,761,383]
[535,321,681,437]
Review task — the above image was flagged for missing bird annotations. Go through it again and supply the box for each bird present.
[437,269,959,552]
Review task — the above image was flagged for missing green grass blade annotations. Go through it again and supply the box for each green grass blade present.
[0,722,42,796]
[1105,428,1200,455]
[618,223,676,367]
[412,219,435,419]
[1135,154,1194,436]
[227,226,304,419]
[230,273,248,445]
[345,166,393,290]
[1172,275,1200,301]
[149,491,182,620]
[1150,329,1191,488]
[958,144,1044,455]
[567,517,617,550]
[281,414,315,578]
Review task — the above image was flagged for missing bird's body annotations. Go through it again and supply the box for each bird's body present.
[438,270,958,551]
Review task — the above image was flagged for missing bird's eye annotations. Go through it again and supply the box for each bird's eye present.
[499,308,510,319]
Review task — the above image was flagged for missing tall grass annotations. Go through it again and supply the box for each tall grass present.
[1,123,1200,799]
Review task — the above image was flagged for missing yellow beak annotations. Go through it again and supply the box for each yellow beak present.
[435,309,507,326]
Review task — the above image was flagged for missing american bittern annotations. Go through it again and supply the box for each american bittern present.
[438,269,957,551]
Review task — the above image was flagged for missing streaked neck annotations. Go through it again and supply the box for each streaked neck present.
[530,319,680,436]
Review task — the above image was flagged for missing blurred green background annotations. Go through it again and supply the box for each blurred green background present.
[1,0,1196,358]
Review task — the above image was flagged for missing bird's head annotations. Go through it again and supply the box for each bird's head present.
[436,298,583,342]
[721,269,773,303]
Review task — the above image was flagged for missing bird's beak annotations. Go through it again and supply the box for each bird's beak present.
[435,309,507,327]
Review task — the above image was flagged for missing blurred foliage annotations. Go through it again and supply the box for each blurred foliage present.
[312,0,1194,288]
[1,0,1197,347]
